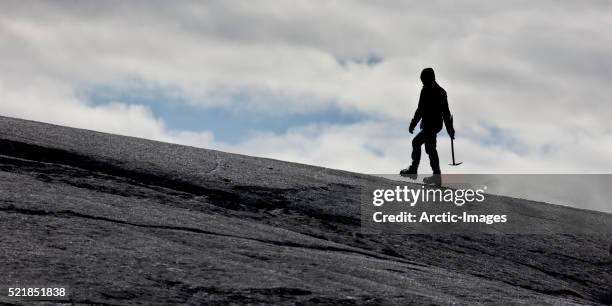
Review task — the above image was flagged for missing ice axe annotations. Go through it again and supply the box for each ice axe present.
[448,115,462,166]
[449,138,462,166]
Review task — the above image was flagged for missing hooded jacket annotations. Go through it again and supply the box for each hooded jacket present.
[409,68,455,136]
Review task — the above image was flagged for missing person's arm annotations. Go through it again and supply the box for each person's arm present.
[409,90,424,133]
[441,90,455,139]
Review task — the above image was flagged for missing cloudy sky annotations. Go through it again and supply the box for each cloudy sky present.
[1,1,611,174]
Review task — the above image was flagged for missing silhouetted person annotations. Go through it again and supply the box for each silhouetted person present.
[401,68,455,184]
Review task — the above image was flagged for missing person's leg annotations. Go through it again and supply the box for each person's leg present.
[411,130,426,169]
[424,132,441,174]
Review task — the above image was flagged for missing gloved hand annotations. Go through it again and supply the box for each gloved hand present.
[409,126,415,134]
[448,128,455,140]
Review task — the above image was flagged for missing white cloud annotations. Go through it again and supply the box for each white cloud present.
[0,1,611,174]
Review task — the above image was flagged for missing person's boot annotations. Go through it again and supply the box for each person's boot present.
[400,165,418,179]
[423,174,441,187]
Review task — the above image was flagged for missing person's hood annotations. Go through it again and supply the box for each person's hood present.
[420,68,436,87]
